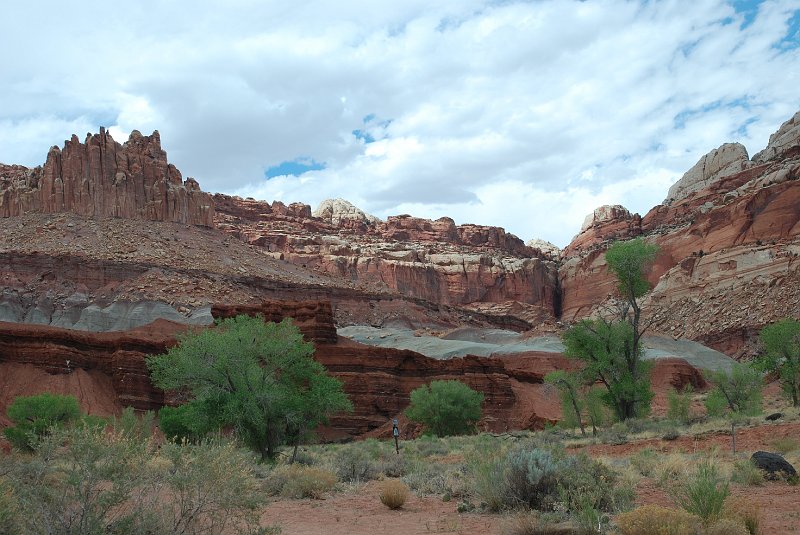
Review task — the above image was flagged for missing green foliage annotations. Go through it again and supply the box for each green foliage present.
[1,424,269,535]
[755,318,800,406]
[158,403,218,444]
[674,461,729,525]
[470,444,632,519]
[704,364,763,418]
[3,393,81,451]
[405,380,484,437]
[112,407,154,442]
[666,385,693,424]
[333,445,377,482]
[544,371,584,434]
[147,315,352,460]
[605,238,659,301]
[562,319,654,420]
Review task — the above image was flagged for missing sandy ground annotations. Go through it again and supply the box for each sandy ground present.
[260,420,800,535]
[260,480,502,535]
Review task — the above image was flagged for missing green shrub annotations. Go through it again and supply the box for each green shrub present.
[730,459,764,486]
[704,365,763,417]
[469,454,509,512]
[667,386,693,424]
[674,461,729,524]
[3,393,81,451]
[506,447,559,510]
[630,448,658,477]
[615,505,700,535]
[0,478,20,535]
[405,380,484,437]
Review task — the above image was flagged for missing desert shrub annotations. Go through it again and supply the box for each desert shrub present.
[557,454,633,515]
[704,518,749,535]
[630,449,658,477]
[403,459,466,497]
[377,453,408,478]
[769,436,800,454]
[506,447,560,510]
[405,380,484,437]
[379,479,410,509]
[266,465,337,499]
[656,454,692,484]
[674,460,729,524]
[730,459,764,486]
[0,477,20,535]
[704,365,763,418]
[723,497,760,535]
[112,406,155,441]
[470,454,509,512]
[3,393,82,451]
[145,438,267,534]
[614,505,700,535]
[333,444,377,482]
[667,386,693,424]
[501,512,580,535]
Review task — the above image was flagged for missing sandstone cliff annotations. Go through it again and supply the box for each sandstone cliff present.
[0,129,214,226]
[561,111,800,358]
[214,195,559,321]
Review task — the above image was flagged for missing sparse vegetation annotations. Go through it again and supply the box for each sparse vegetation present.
[667,385,693,424]
[379,479,410,509]
[615,504,700,535]
[673,460,729,525]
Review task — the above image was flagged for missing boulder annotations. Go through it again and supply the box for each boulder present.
[665,142,750,205]
[751,451,798,480]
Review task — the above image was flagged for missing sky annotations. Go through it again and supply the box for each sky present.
[1,0,799,247]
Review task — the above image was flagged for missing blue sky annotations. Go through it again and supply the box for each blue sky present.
[1,0,799,247]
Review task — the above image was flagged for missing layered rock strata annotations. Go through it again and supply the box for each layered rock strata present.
[214,195,559,316]
[560,111,800,357]
[0,129,213,226]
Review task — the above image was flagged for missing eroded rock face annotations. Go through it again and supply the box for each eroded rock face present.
[214,195,559,314]
[0,129,214,226]
[560,111,800,358]
[0,302,553,437]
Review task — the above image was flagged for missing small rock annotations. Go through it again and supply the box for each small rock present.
[765,412,783,421]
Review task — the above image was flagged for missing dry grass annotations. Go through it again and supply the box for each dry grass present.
[723,497,761,535]
[705,518,750,535]
[615,505,700,535]
[379,479,410,509]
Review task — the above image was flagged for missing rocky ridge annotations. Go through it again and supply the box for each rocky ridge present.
[560,111,800,357]
[0,129,213,226]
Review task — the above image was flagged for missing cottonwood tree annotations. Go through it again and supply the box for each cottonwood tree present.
[562,238,659,421]
[754,318,800,407]
[147,315,352,461]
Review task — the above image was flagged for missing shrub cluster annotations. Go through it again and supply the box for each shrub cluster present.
[470,443,633,522]
[379,479,410,509]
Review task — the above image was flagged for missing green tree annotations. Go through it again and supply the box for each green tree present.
[562,238,658,421]
[3,393,81,451]
[544,370,586,435]
[405,380,484,437]
[754,318,800,407]
[147,315,352,461]
[704,364,763,418]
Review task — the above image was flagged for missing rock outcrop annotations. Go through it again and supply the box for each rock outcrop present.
[0,301,555,436]
[0,129,214,226]
[561,111,800,358]
[214,195,559,316]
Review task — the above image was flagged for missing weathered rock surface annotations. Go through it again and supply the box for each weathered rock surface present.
[0,302,554,436]
[214,195,559,314]
[0,129,214,226]
[561,111,800,358]
[751,451,798,480]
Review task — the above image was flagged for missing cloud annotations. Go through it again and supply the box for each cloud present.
[1,0,799,247]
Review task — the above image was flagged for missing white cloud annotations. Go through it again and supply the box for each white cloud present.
[1,0,799,247]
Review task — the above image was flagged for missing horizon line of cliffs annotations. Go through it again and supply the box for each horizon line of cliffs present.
[0,112,798,349]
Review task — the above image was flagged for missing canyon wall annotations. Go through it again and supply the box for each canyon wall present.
[0,129,213,226]
[560,111,800,357]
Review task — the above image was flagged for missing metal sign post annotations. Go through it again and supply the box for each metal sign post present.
[392,418,399,454]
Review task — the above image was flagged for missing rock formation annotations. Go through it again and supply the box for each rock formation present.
[214,195,559,317]
[560,111,800,358]
[0,129,214,226]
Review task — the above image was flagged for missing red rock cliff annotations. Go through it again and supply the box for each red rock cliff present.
[0,129,214,226]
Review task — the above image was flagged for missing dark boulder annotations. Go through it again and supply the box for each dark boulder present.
[751,451,798,480]
[765,412,783,421]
